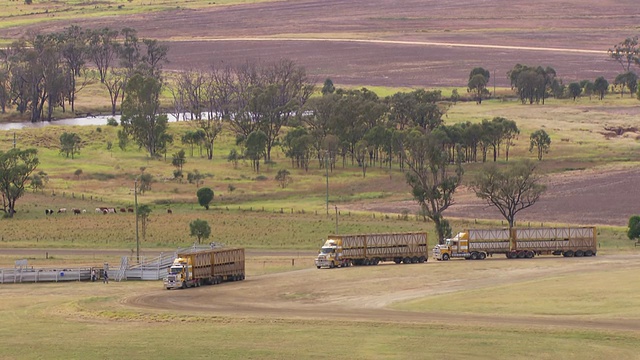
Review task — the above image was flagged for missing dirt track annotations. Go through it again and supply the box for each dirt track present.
[125,253,640,332]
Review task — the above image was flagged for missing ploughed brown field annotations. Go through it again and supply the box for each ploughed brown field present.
[344,167,640,227]
[1,0,637,87]
[0,0,638,226]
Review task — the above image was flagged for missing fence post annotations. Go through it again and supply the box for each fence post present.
[291,259,295,266]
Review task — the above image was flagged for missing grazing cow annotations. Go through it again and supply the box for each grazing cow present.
[45,209,54,215]
[108,208,116,214]
[95,208,102,214]
[57,208,67,214]
[167,209,173,214]
[127,208,134,213]
[73,208,81,215]
[119,208,126,213]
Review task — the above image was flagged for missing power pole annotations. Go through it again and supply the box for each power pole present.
[325,154,329,216]
[335,205,338,234]
[134,179,140,263]
[493,69,496,98]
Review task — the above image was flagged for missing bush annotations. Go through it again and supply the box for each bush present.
[107,117,119,126]
[196,187,214,210]
[255,175,268,181]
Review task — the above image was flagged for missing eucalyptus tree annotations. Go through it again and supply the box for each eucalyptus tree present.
[0,49,9,113]
[508,64,556,104]
[568,82,582,100]
[120,73,168,157]
[321,78,335,95]
[397,128,463,244]
[59,132,83,159]
[467,67,490,102]
[529,129,551,161]
[614,72,638,97]
[259,59,314,162]
[87,28,120,84]
[628,215,640,242]
[594,76,609,100]
[608,36,639,73]
[190,219,211,243]
[0,148,39,217]
[580,80,595,100]
[471,159,546,228]
[302,92,339,161]
[229,61,264,142]
[245,130,268,173]
[281,127,313,170]
[141,39,169,78]
[59,25,89,113]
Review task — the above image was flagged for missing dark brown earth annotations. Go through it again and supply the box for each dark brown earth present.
[346,167,640,227]
[1,0,638,87]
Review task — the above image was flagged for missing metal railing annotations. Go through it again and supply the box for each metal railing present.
[0,268,91,283]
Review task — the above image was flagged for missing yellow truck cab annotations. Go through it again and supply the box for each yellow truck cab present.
[314,238,346,268]
[163,257,194,289]
[432,232,487,261]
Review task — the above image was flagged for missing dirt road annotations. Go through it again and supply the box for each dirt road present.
[125,254,640,332]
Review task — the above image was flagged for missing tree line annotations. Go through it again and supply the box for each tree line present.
[0,26,168,122]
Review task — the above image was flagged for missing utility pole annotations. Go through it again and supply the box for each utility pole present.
[13,132,16,148]
[335,205,338,234]
[134,179,139,263]
[493,69,496,98]
[325,153,329,216]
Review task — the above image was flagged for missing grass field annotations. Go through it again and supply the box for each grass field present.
[1,258,639,360]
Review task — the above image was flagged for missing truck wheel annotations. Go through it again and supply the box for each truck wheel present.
[517,251,526,259]
[181,282,186,289]
[563,250,574,257]
[525,251,534,259]
[394,258,402,264]
[507,251,518,259]
[479,253,486,260]
[470,252,478,260]
[575,250,584,257]
[373,258,380,265]
[419,256,426,263]
[585,250,593,256]
[403,257,411,264]
[442,254,450,261]
[411,257,418,263]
